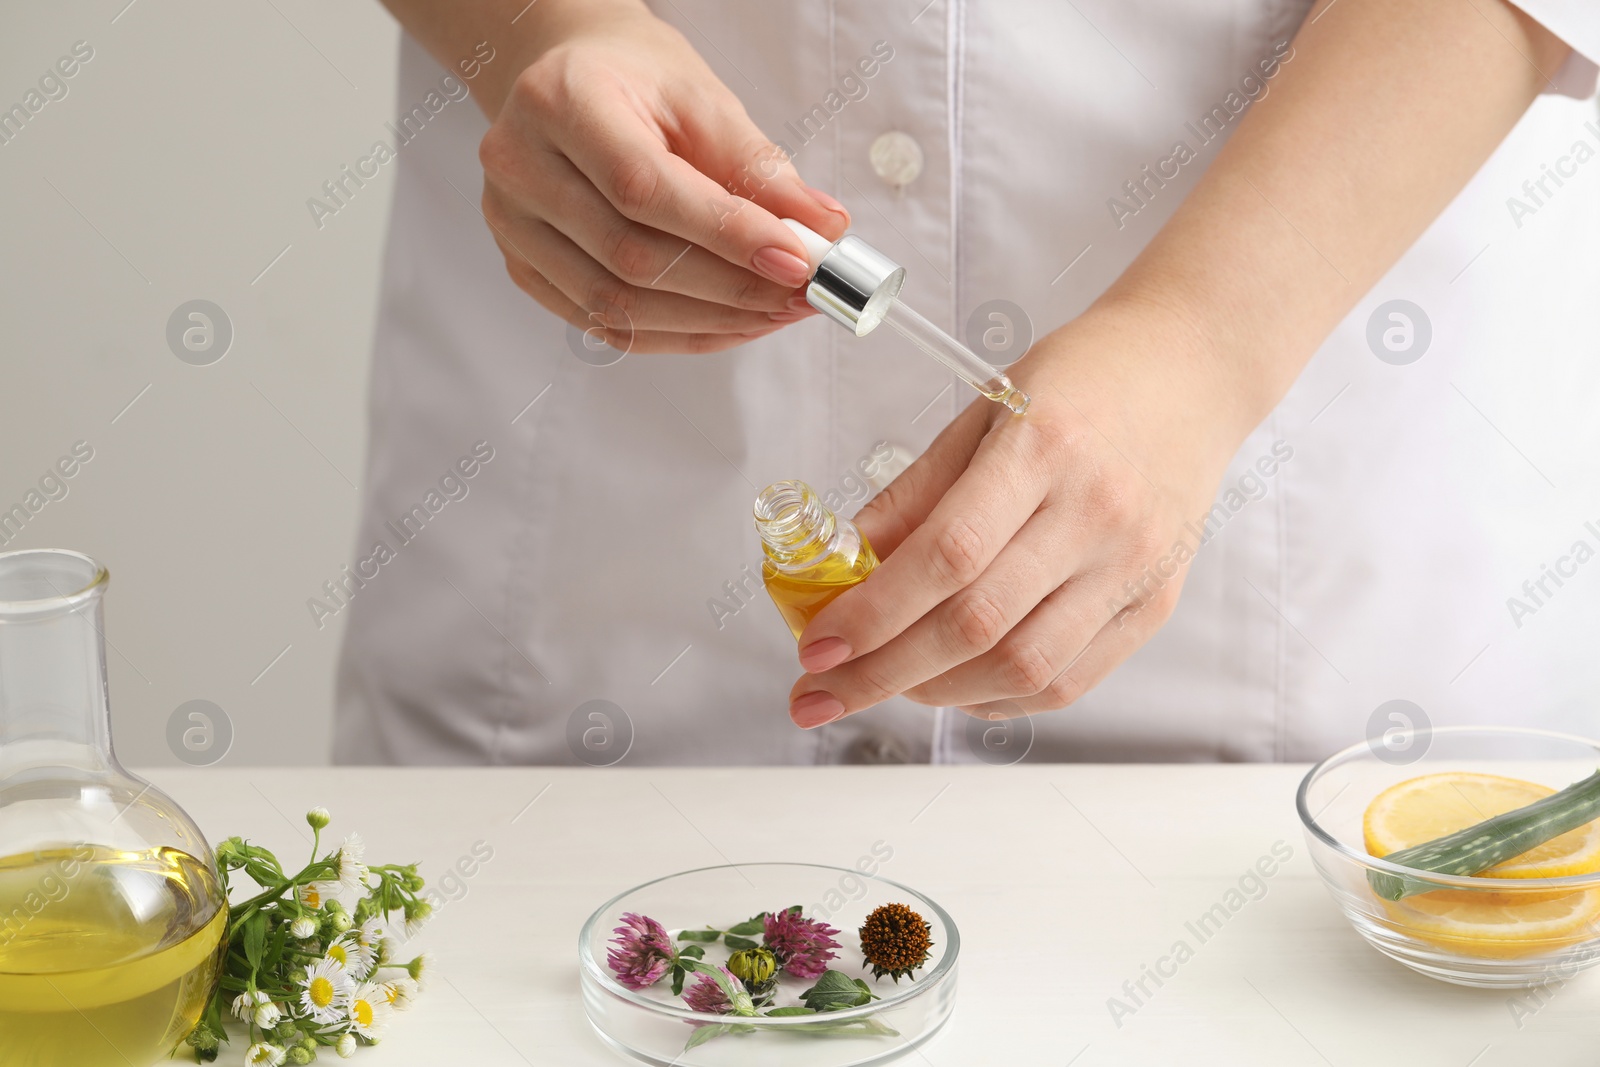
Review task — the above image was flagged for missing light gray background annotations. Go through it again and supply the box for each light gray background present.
[0,1,404,765]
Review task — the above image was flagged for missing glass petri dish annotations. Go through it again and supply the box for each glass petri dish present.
[578,863,958,1066]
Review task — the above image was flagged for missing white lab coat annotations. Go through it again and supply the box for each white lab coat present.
[334,1,1600,765]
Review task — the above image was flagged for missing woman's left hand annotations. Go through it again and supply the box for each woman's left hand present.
[787,297,1256,727]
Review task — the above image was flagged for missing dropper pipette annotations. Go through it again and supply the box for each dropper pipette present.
[783,220,1030,415]
[879,298,1029,414]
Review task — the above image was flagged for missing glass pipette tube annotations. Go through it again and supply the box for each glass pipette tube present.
[880,299,1030,414]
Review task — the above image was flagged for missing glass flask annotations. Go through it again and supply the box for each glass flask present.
[754,481,879,640]
[0,549,227,1067]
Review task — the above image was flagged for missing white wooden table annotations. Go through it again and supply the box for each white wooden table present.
[141,765,1600,1066]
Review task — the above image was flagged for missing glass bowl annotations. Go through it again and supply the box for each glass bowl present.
[1298,725,1600,987]
[578,863,958,1066]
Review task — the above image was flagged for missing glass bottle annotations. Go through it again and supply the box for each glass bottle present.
[0,549,227,1067]
[754,481,879,640]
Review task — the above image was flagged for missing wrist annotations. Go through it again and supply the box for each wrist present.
[1088,282,1284,455]
[1016,294,1262,487]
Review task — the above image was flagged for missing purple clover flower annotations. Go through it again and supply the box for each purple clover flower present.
[682,966,740,1014]
[763,908,841,979]
[606,912,674,990]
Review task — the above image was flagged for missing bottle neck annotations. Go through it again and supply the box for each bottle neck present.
[754,481,851,572]
[0,551,116,780]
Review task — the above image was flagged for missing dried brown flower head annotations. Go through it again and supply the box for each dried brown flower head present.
[858,902,933,982]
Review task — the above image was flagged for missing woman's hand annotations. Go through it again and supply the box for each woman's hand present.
[783,0,1570,728]
[786,298,1251,726]
[474,3,848,354]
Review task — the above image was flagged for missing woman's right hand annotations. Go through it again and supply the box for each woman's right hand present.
[476,2,848,354]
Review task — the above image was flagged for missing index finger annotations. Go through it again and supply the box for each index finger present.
[556,99,816,288]
[799,420,1051,663]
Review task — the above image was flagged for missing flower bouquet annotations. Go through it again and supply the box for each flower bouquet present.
[182,809,432,1065]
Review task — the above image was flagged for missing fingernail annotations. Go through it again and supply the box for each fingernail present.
[785,294,814,315]
[804,184,849,217]
[791,691,845,729]
[768,309,806,323]
[752,246,812,288]
[799,636,852,673]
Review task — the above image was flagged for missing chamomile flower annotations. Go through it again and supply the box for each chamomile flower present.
[297,882,337,910]
[350,919,386,970]
[245,1043,286,1067]
[380,977,419,1011]
[299,957,353,1025]
[346,982,393,1041]
[232,990,269,1022]
[290,915,319,940]
[354,918,385,954]
[326,936,375,981]
[335,1034,357,1059]
[253,999,283,1030]
[334,834,370,895]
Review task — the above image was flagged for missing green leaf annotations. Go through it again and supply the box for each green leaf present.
[723,934,759,951]
[677,929,721,942]
[799,969,880,1012]
[678,945,705,960]
[764,1006,816,1016]
[242,912,268,972]
[726,915,766,936]
[670,966,686,997]
[263,921,289,972]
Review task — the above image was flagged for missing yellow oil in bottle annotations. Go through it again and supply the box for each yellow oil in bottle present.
[755,480,879,640]
[0,846,227,1067]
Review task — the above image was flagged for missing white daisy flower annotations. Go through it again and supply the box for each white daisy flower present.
[380,976,419,1011]
[335,1034,357,1059]
[245,1043,286,1067]
[299,957,353,1025]
[297,882,337,911]
[348,937,378,978]
[354,919,385,951]
[334,834,369,895]
[290,915,319,940]
[232,990,269,1022]
[253,1000,282,1030]
[325,937,374,982]
[346,983,393,1042]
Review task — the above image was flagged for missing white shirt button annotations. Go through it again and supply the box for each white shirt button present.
[869,131,924,190]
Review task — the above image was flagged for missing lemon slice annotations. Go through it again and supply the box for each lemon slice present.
[1364,771,1600,879]
[1382,887,1600,959]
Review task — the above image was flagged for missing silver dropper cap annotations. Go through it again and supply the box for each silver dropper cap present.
[783,221,905,337]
